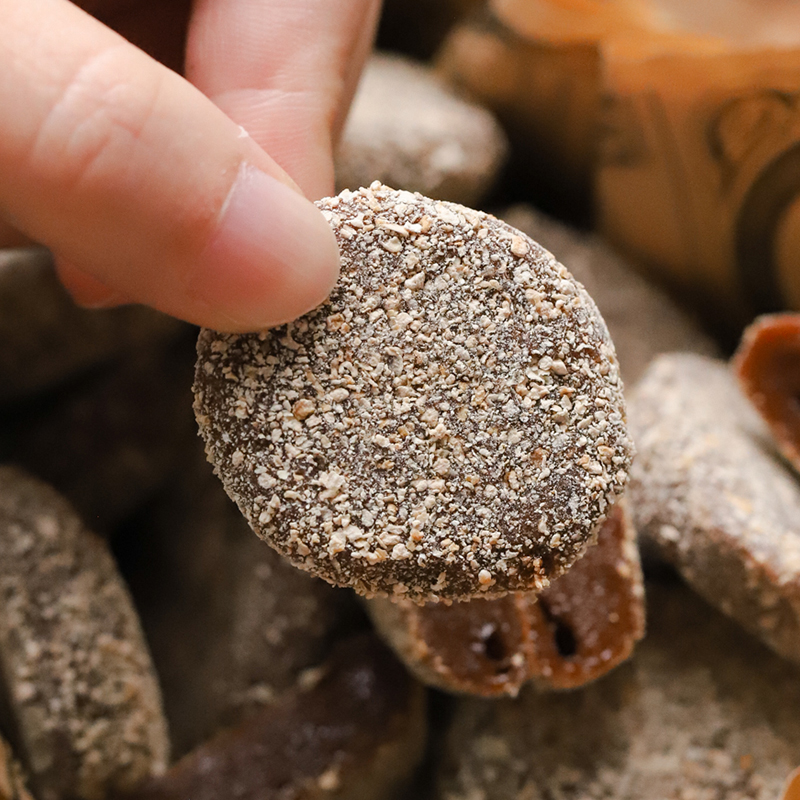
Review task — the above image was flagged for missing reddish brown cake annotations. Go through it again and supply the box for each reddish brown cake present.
[366,501,645,696]
[194,183,632,602]
[733,313,800,473]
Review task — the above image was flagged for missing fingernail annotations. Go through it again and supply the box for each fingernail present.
[191,164,340,331]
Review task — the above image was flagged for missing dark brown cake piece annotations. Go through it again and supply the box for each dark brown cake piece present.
[733,313,800,473]
[123,635,426,800]
[0,247,184,402]
[524,499,644,690]
[135,445,360,757]
[435,581,800,800]
[630,353,800,664]
[0,468,169,800]
[367,501,644,696]
[195,183,632,602]
[7,335,197,531]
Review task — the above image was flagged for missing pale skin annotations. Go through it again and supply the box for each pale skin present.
[0,0,381,331]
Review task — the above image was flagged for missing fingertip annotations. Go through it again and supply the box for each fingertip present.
[185,163,340,332]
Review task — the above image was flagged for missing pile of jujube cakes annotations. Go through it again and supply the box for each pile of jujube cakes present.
[3,3,800,799]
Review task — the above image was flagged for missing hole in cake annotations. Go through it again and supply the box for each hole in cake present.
[539,600,578,658]
[482,628,509,662]
[553,619,578,658]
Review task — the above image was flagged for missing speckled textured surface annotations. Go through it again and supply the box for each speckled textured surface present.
[366,501,644,696]
[0,468,169,800]
[502,205,718,386]
[630,353,800,664]
[436,579,800,800]
[194,184,632,602]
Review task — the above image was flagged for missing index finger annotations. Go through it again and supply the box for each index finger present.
[186,0,382,198]
[0,0,340,330]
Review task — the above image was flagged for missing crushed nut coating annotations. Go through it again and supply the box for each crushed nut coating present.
[194,183,632,601]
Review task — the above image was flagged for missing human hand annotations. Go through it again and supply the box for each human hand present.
[0,0,381,331]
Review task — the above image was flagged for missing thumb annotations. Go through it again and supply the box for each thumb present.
[0,0,340,332]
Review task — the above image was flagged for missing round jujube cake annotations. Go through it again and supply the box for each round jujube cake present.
[194,183,632,602]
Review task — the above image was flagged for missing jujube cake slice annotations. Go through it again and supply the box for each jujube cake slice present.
[121,635,426,800]
[0,247,183,402]
[194,183,632,602]
[0,467,169,800]
[436,581,800,800]
[137,443,357,757]
[630,353,800,664]
[524,499,644,689]
[733,313,800,472]
[366,501,644,696]
[335,52,508,206]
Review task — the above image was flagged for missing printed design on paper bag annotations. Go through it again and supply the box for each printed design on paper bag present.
[597,94,649,168]
[709,90,800,314]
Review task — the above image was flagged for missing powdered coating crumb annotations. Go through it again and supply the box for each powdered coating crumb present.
[194,183,632,602]
[630,353,800,664]
[0,467,169,800]
[436,581,800,800]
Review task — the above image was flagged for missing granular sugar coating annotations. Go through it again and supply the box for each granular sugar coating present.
[0,467,169,800]
[194,184,632,601]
